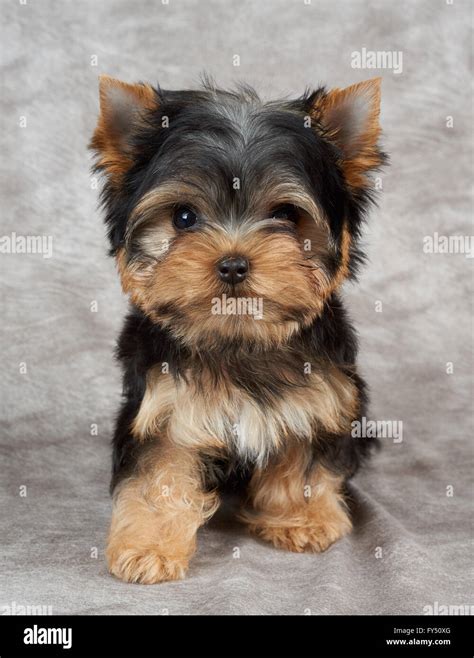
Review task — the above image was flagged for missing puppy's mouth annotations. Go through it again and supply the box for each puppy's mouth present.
[155,295,310,326]
[210,291,265,322]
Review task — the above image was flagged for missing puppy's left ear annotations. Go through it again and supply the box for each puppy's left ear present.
[310,77,383,190]
[90,75,158,184]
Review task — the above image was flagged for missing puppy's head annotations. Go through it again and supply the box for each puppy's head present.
[90,76,384,348]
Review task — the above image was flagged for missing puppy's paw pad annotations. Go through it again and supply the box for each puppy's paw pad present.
[107,547,188,584]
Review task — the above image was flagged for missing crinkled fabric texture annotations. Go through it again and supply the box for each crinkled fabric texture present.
[0,0,472,615]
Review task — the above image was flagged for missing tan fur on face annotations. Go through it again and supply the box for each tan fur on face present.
[132,363,359,465]
[296,213,352,301]
[328,222,352,293]
[106,440,219,584]
[240,443,352,552]
[257,180,323,225]
[117,218,338,348]
[115,166,358,348]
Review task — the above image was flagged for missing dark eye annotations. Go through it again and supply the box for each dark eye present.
[271,204,299,222]
[173,206,198,230]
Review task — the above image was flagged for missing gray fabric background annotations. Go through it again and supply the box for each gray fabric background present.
[0,0,472,615]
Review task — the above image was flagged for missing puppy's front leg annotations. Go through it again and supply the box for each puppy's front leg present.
[106,442,218,584]
[240,444,352,553]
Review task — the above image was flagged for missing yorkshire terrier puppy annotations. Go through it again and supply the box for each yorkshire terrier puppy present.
[90,75,384,584]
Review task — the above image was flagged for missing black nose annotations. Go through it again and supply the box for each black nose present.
[217,256,249,284]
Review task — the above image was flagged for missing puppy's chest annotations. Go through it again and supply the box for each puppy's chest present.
[180,388,294,465]
[133,365,357,465]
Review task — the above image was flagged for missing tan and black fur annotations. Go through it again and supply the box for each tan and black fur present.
[90,74,385,584]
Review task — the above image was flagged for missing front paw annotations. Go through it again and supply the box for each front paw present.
[106,544,189,584]
[246,506,352,553]
[252,518,351,553]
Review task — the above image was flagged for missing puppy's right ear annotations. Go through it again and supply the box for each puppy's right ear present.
[89,75,158,184]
